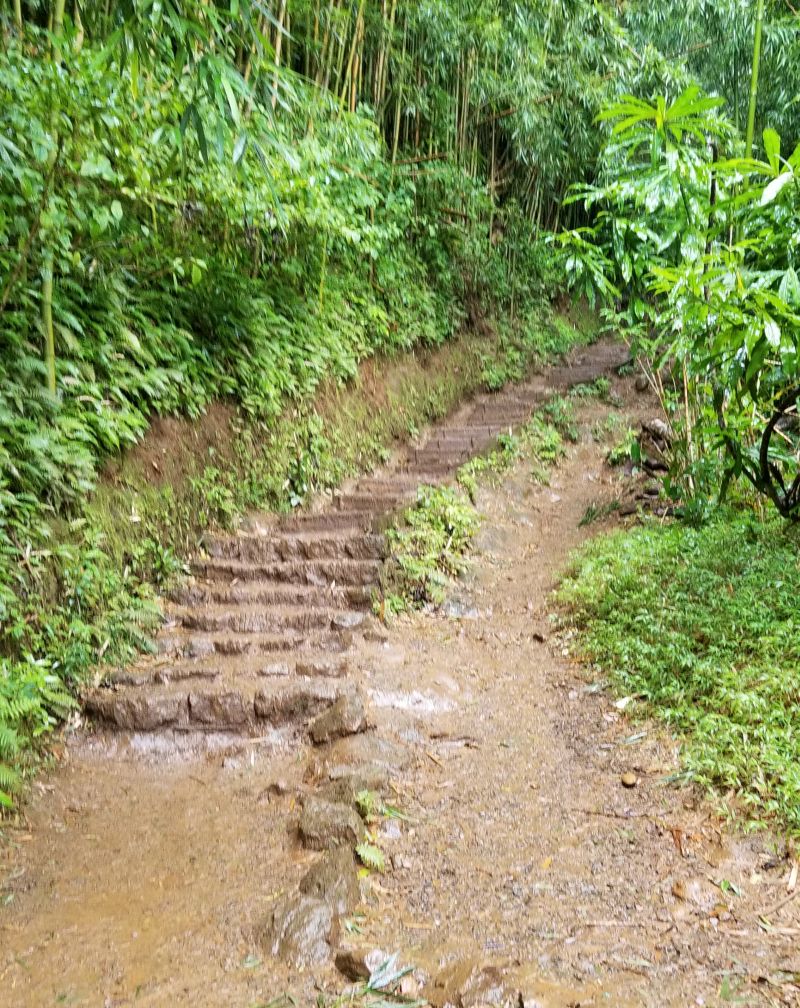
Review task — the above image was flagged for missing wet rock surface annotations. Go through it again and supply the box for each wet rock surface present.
[298,796,365,850]
[298,845,361,915]
[259,893,337,968]
[309,692,368,744]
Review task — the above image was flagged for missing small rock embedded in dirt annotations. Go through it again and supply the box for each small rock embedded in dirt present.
[296,658,350,678]
[267,779,290,797]
[310,732,409,778]
[258,893,336,968]
[621,772,638,788]
[321,762,392,797]
[634,373,650,392]
[362,617,389,643]
[430,960,518,1008]
[299,797,365,850]
[298,845,360,915]
[440,597,480,620]
[335,945,389,981]
[309,692,367,744]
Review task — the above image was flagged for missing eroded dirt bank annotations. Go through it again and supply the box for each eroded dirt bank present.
[1,348,797,1007]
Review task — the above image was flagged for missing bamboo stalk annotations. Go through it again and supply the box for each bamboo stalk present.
[745,0,765,156]
[41,0,67,396]
[271,0,287,110]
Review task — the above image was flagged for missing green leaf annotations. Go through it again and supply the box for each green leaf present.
[760,171,793,206]
[233,132,247,165]
[355,841,385,872]
[763,128,781,174]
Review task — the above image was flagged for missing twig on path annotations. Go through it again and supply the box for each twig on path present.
[569,806,650,820]
[758,886,800,921]
[425,750,444,768]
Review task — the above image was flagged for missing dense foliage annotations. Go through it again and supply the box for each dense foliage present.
[556,3,800,520]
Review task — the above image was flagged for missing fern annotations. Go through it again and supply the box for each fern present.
[0,761,21,796]
[355,841,386,873]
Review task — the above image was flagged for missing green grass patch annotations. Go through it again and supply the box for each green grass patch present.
[559,510,800,834]
[380,485,480,615]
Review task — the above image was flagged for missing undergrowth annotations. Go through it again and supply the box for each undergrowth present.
[559,510,800,835]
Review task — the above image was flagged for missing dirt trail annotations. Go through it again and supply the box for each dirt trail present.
[1,342,797,1008]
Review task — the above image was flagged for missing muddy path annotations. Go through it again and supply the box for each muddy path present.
[1,343,797,1007]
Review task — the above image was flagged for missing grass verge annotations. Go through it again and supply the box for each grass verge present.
[558,509,800,835]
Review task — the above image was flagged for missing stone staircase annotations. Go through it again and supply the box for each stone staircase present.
[85,340,628,738]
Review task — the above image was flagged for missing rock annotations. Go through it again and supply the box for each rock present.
[296,658,350,678]
[430,961,518,1008]
[254,683,338,725]
[331,612,365,630]
[85,691,186,730]
[621,772,638,788]
[335,946,390,982]
[618,500,638,516]
[440,597,480,620]
[267,779,291,797]
[320,766,388,806]
[187,636,215,659]
[258,893,336,968]
[361,616,389,643]
[189,690,251,725]
[259,661,290,677]
[309,693,368,744]
[312,733,409,776]
[634,373,649,393]
[298,845,360,915]
[643,417,671,442]
[299,797,365,850]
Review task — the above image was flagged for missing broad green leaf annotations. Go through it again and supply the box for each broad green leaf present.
[763,128,781,174]
[760,171,793,205]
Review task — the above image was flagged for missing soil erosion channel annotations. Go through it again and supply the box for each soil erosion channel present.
[1,340,795,1007]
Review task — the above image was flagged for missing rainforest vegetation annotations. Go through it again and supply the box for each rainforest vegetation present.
[2,1,800,826]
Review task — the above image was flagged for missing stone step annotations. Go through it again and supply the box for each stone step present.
[275,511,375,532]
[106,649,354,689]
[173,604,367,635]
[412,449,472,467]
[201,531,386,563]
[190,557,382,586]
[354,473,446,493]
[170,580,372,609]
[85,676,344,733]
[156,627,349,660]
[335,492,410,513]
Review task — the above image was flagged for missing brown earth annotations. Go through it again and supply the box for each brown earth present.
[1,341,797,1008]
